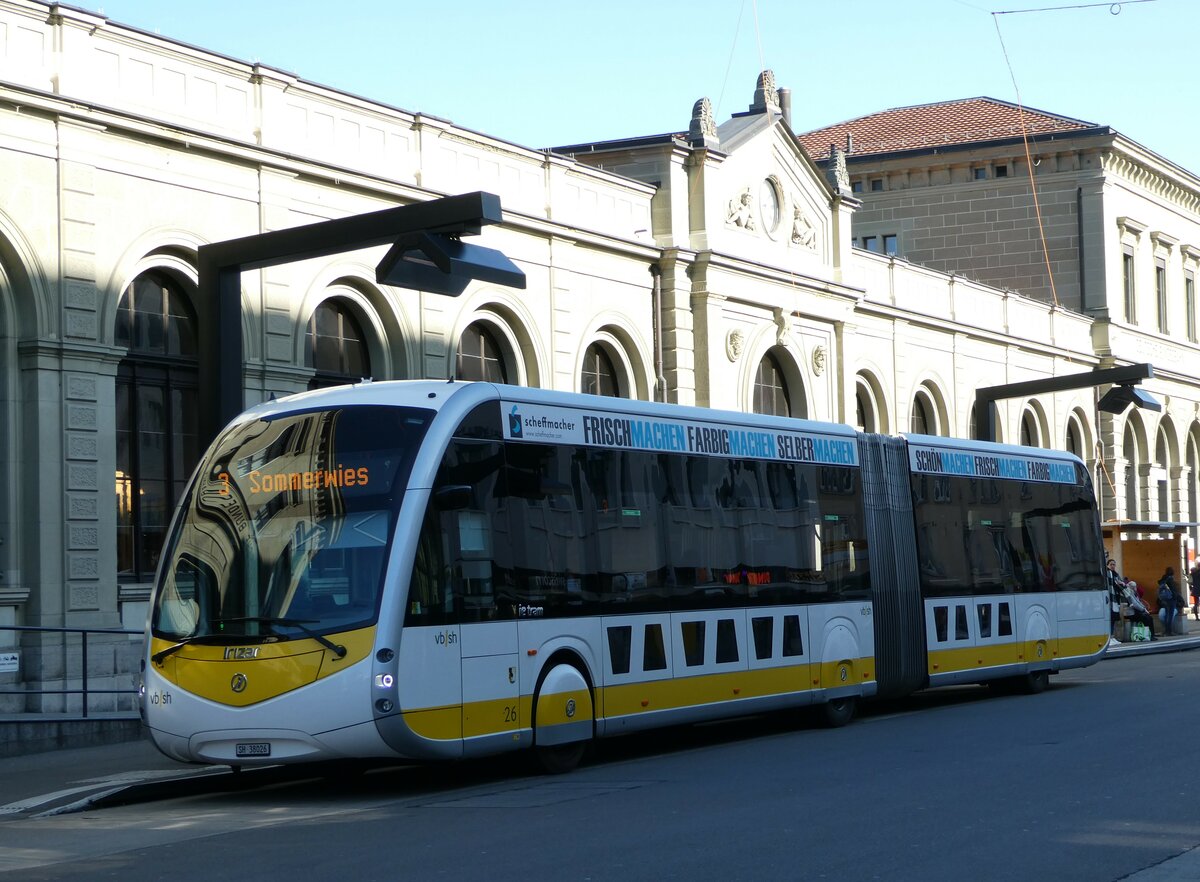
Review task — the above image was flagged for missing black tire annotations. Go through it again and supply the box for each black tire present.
[821,696,857,728]
[1018,669,1050,695]
[534,740,587,775]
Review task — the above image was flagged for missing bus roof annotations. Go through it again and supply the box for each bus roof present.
[232,380,860,440]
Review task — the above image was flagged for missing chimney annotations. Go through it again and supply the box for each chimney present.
[846,132,854,154]
[777,87,792,129]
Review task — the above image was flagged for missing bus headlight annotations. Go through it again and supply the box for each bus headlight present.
[375,699,394,713]
[373,673,395,689]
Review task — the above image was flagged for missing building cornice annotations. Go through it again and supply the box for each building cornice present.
[1103,149,1200,216]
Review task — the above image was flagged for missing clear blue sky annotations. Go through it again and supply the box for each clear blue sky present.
[81,0,1197,175]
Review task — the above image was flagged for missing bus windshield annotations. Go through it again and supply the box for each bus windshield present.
[151,404,433,641]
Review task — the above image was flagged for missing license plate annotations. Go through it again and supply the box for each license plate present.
[235,742,271,757]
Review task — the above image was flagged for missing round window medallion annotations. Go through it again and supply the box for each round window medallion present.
[759,178,782,235]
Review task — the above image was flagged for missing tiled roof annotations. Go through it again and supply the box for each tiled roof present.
[796,97,1097,161]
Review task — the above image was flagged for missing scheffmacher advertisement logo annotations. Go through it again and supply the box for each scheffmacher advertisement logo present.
[504,403,578,442]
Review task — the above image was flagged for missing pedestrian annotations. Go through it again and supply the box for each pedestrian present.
[1107,558,1127,638]
[1190,562,1200,620]
[1158,567,1180,636]
[1123,580,1156,641]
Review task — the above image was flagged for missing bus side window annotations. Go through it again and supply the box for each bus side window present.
[607,626,632,675]
[406,508,449,625]
[998,602,1013,636]
[933,606,948,642]
[643,623,667,671]
[419,435,505,623]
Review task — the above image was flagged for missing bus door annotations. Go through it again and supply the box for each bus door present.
[454,504,520,743]
[460,621,520,743]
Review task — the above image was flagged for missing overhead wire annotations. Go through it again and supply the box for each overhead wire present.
[988,0,1156,519]
[992,0,1154,13]
[714,0,748,121]
[990,12,1063,315]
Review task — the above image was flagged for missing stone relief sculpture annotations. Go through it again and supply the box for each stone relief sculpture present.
[688,97,719,149]
[812,345,827,376]
[790,206,817,250]
[726,189,755,230]
[725,328,745,362]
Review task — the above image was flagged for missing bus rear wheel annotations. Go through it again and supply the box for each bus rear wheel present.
[1018,669,1050,694]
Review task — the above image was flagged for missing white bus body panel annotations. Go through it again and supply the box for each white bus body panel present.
[143,655,388,765]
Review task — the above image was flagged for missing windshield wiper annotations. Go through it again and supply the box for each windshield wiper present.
[216,616,347,658]
[151,634,219,666]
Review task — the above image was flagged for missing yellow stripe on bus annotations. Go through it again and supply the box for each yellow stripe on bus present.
[928,633,1107,676]
[403,633,1103,743]
[149,627,376,707]
[404,661,874,742]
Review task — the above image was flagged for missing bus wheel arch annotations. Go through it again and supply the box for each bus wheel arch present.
[531,650,594,773]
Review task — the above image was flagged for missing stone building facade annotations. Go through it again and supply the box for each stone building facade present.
[0,2,1195,707]
[797,99,1200,560]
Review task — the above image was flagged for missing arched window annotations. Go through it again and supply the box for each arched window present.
[115,270,199,582]
[1020,409,1040,447]
[581,343,619,397]
[911,390,935,435]
[855,388,873,433]
[1066,419,1083,459]
[1155,427,1170,521]
[855,374,885,434]
[457,322,509,384]
[1123,423,1139,521]
[305,299,370,390]
[753,352,790,417]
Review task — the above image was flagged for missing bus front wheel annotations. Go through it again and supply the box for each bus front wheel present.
[535,740,588,774]
[532,661,593,774]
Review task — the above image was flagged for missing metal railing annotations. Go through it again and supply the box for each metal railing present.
[0,624,143,719]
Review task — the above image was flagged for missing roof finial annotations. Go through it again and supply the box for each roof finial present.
[749,70,780,115]
[688,97,720,149]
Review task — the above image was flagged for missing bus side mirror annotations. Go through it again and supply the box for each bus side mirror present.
[433,484,473,510]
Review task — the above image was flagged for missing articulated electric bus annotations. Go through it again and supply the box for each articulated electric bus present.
[142,381,1108,772]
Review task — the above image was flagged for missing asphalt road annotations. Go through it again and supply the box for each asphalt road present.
[2,652,1199,881]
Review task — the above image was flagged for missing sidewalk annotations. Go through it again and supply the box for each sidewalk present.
[1104,609,1200,657]
[0,736,221,820]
